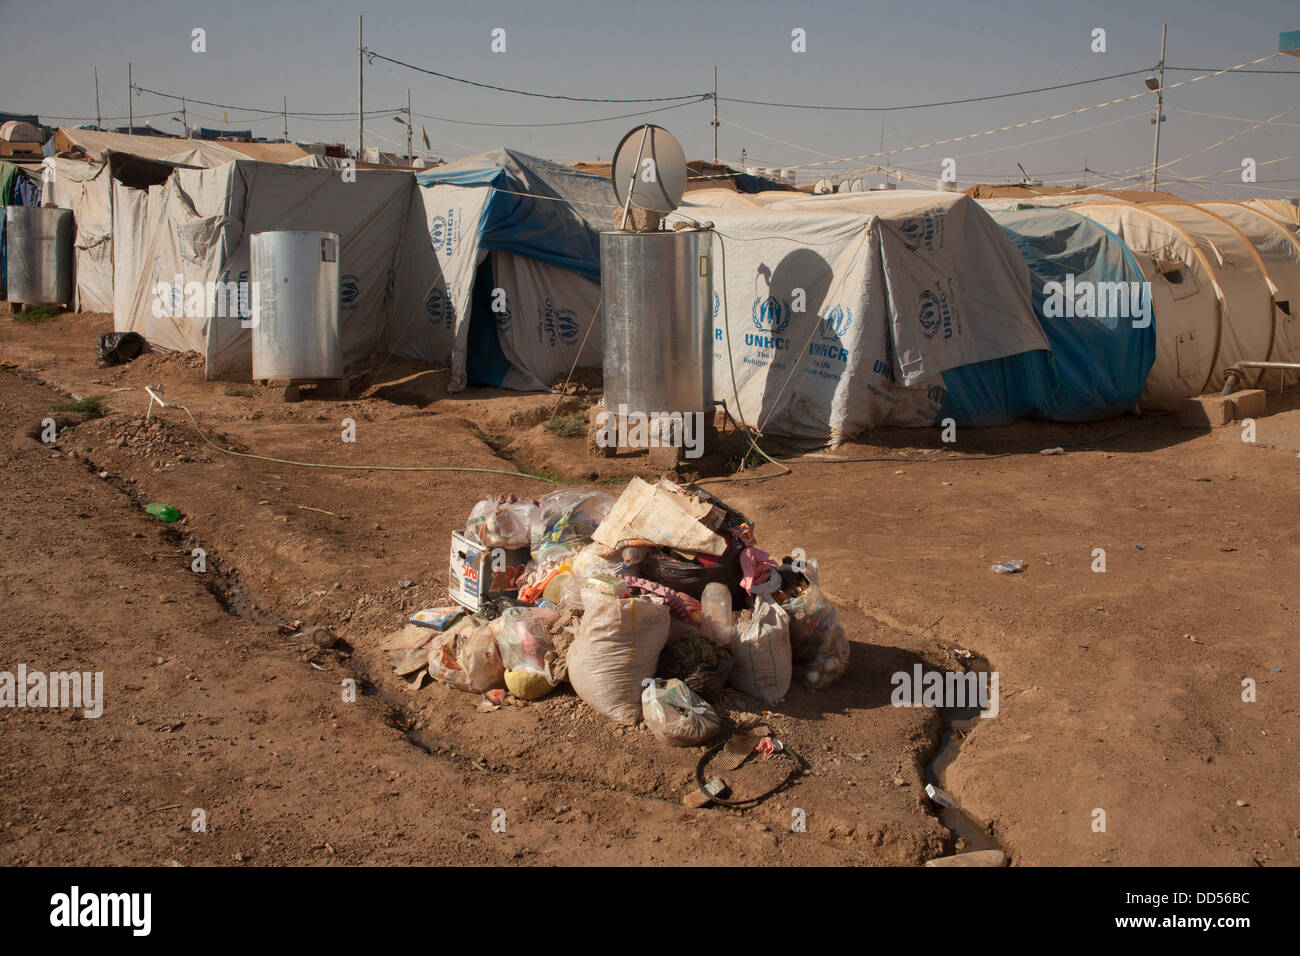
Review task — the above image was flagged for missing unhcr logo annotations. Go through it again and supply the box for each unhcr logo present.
[713,290,721,317]
[819,304,852,339]
[918,289,951,341]
[341,274,360,310]
[897,211,943,252]
[751,295,791,334]
[1042,275,1152,329]
[555,307,579,344]
[425,287,453,329]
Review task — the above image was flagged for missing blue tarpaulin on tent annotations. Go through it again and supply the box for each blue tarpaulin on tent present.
[940,207,1156,426]
[416,148,614,279]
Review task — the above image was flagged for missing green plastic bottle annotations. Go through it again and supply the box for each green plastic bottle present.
[145,502,180,523]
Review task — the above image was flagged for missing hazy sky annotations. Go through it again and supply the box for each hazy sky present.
[2,0,1297,197]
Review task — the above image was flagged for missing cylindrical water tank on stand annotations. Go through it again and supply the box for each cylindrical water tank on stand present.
[250,230,343,381]
[601,229,713,415]
[5,206,74,307]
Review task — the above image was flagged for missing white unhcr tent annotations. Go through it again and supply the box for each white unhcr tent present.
[113,160,414,379]
[668,188,1049,444]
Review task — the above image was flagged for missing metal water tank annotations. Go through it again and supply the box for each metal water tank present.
[601,230,713,415]
[5,206,73,307]
[250,230,343,381]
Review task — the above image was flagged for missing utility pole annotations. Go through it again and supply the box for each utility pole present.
[712,66,719,164]
[1151,23,1167,190]
[407,89,412,161]
[94,67,102,129]
[357,15,364,160]
[181,97,187,136]
[283,96,289,142]
[127,62,133,131]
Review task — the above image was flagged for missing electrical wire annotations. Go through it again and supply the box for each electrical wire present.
[718,68,1153,111]
[409,97,708,129]
[363,48,707,104]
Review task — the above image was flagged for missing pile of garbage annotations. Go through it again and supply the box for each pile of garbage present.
[383,477,850,747]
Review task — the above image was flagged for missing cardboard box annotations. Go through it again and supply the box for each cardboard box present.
[448,531,528,612]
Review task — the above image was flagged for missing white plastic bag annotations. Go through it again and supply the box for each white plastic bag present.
[641,678,721,746]
[428,617,505,693]
[567,590,670,724]
[465,496,539,549]
[729,595,792,705]
[784,558,850,692]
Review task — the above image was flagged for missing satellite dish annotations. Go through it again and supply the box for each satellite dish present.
[813,178,832,195]
[611,124,687,215]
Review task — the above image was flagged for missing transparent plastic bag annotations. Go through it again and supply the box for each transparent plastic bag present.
[493,606,563,699]
[782,558,850,692]
[530,490,616,555]
[428,617,505,693]
[465,496,539,549]
[729,595,792,705]
[641,678,721,746]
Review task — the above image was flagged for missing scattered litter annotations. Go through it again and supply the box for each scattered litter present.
[1039,446,1065,455]
[925,850,1006,868]
[925,783,958,809]
[145,502,180,523]
[990,560,1027,574]
[95,331,146,368]
[409,606,464,630]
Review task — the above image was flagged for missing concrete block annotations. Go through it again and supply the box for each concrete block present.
[1180,395,1234,428]
[1230,388,1267,420]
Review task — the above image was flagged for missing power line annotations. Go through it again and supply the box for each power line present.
[1165,66,1300,74]
[783,52,1285,173]
[132,83,403,117]
[410,97,707,128]
[718,68,1153,112]
[363,47,707,103]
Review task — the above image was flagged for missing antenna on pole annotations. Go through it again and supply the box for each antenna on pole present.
[127,62,133,132]
[181,97,187,137]
[1150,23,1167,190]
[94,66,102,129]
[407,89,413,162]
[712,66,718,165]
[283,96,288,142]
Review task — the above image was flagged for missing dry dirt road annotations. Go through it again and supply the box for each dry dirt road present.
[2,308,1296,866]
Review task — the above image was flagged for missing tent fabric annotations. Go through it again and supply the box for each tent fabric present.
[416,148,616,279]
[1197,201,1300,385]
[490,251,602,391]
[941,208,1154,425]
[1066,202,1225,409]
[113,161,413,380]
[1245,199,1300,232]
[1144,203,1277,386]
[54,128,310,166]
[389,181,493,389]
[668,189,1048,443]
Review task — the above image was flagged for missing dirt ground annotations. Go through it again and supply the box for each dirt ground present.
[2,307,1296,866]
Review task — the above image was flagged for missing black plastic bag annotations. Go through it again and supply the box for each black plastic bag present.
[95,332,146,368]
